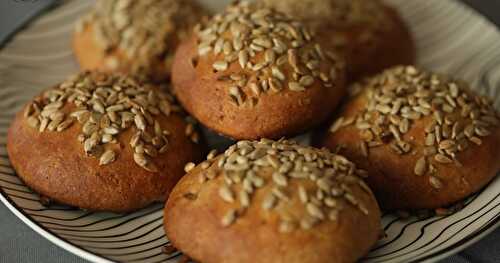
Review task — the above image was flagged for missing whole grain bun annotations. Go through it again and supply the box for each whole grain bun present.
[7,71,205,212]
[171,2,346,140]
[164,139,380,263]
[73,0,206,82]
[257,0,416,81]
[319,66,500,210]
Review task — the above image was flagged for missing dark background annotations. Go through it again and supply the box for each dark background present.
[0,1,499,263]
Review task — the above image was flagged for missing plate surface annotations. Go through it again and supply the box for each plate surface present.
[0,1,499,263]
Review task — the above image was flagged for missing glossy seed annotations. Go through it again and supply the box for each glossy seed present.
[99,150,116,165]
[221,209,236,227]
[414,157,427,176]
[219,185,235,203]
[184,162,195,173]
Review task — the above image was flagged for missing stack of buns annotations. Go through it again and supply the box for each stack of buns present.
[6,0,498,262]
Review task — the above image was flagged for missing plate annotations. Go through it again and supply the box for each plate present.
[0,1,499,262]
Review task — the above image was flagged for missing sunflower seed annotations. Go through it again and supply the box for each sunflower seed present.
[306,203,325,220]
[289,82,305,92]
[184,162,195,173]
[213,61,228,71]
[219,185,235,203]
[272,172,288,186]
[278,221,296,233]
[134,114,146,131]
[99,150,116,165]
[27,116,40,128]
[434,154,453,164]
[429,176,443,189]
[414,157,427,176]
[262,193,277,210]
[221,209,236,227]
[56,119,73,132]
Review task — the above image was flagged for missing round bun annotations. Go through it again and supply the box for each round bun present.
[257,0,416,81]
[171,2,346,140]
[7,71,205,212]
[319,66,500,210]
[164,139,380,263]
[73,0,206,82]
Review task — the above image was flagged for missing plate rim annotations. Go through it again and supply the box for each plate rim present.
[0,0,499,262]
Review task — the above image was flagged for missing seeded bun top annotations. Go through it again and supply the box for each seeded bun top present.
[257,0,415,81]
[7,71,205,212]
[172,1,346,140]
[74,0,206,80]
[320,65,500,209]
[165,139,381,263]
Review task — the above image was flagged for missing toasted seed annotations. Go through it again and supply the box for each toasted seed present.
[434,154,453,164]
[306,203,325,220]
[300,217,317,230]
[39,118,49,132]
[238,50,248,69]
[425,133,435,146]
[134,114,146,131]
[219,185,234,203]
[359,141,368,157]
[106,104,124,112]
[299,75,315,86]
[298,185,308,203]
[329,209,339,221]
[414,157,427,176]
[272,172,288,186]
[289,82,305,92]
[279,220,296,233]
[213,61,228,71]
[429,176,443,189]
[329,117,345,133]
[104,126,120,135]
[184,162,195,173]
[262,193,277,210]
[469,136,482,145]
[56,119,73,132]
[133,152,148,167]
[221,209,236,227]
[439,140,455,150]
[240,190,250,207]
[207,149,218,160]
[99,150,116,165]
[27,116,40,128]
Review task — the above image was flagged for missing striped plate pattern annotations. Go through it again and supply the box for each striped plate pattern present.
[0,1,499,262]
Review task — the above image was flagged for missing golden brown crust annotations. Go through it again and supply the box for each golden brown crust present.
[7,73,205,212]
[258,0,416,81]
[72,0,206,82]
[172,2,346,140]
[164,139,381,263]
[319,66,500,209]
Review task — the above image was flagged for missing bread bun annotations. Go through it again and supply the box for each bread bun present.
[320,66,500,209]
[164,139,380,263]
[171,2,346,140]
[7,71,205,212]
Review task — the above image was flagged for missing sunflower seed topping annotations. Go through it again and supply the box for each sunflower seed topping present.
[329,66,499,191]
[195,2,342,106]
[76,0,204,78]
[221,209,237,227]
[184,162,195,173]
[193,139,369,233]
[25,72,199,172]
